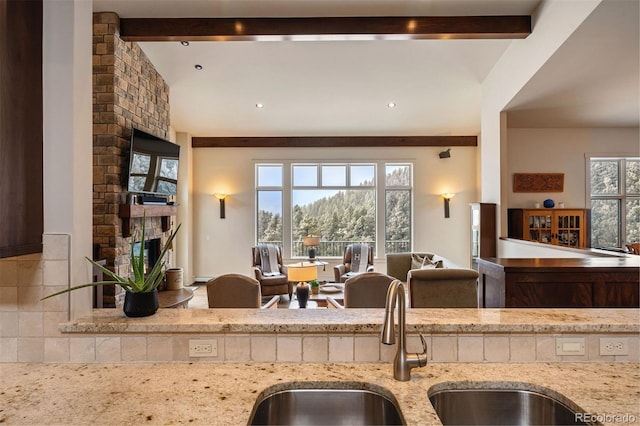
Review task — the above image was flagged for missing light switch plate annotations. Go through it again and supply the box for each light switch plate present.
[556,338,585,356]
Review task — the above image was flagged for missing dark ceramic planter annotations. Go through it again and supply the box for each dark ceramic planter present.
[123,289,159,317]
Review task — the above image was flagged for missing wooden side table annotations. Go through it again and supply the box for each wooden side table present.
[158,287,194,308]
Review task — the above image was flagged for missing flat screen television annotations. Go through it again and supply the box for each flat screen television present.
[127,128,180,196]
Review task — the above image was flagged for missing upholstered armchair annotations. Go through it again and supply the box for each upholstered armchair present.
[206,274,279,308]
[251,245,293,299]
[333,243,374,283]
[327,272,394,309]
[407,268,479,308]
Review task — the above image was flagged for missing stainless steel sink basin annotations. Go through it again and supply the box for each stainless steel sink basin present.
[429,384,594,425]
[249,385,405,425]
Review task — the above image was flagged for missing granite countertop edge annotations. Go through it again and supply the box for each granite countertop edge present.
[58,308,640,334]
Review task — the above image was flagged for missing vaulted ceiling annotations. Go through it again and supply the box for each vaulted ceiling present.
[92,0,639,138]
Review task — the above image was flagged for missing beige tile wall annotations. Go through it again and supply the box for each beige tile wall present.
[0,234,70,363]
[9,332,632,364]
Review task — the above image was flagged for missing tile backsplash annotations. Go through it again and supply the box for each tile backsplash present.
[0,234,70,362]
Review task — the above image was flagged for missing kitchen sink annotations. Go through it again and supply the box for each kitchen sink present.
[249,384,405,425]
[428,383,594,425]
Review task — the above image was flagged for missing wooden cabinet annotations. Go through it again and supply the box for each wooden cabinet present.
[508,208,591,248]
[470,203,496,269]
[0,0,43,258]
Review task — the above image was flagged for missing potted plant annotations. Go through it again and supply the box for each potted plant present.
[42,217,181,317]
[309,279,320,295]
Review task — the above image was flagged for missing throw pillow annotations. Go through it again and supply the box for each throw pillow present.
[422,256,444,269]
[430,255,445,268]
[420,262,437,269]
[411,254,425,269]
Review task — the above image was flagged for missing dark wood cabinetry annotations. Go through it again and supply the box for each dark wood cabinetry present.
[470,203,496,270]
[477,257,639,308]
[0,0,44,258]
[508,208,591,248]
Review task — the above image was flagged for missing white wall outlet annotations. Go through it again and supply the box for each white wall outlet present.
[555,338,585,356]
[599,338,629,356]
[189,339,218,357]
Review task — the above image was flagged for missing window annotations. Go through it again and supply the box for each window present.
[589,157,640,248]
[256,165,283,245]
[256,162,413,258]
[385,164,412,253]
[292,163,376,257]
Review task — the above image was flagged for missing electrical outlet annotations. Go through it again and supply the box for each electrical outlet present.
[599,338,629,356]
[189,339,218,357]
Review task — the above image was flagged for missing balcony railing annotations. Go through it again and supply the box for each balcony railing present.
[257,240,411,257]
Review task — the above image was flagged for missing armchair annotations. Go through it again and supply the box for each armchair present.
[333,244,374,283]
[327,272,394,309]
[252,245,293,299]
[408,268,479,308]
[206,274,280,308]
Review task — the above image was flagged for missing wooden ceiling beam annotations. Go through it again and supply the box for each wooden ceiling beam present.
[120,16,530,42]
[191,136,477,148]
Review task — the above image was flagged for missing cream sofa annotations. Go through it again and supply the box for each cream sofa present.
[386,252,479,308]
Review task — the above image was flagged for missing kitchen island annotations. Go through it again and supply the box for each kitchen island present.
[477,257,640,308]
[1,362,637,425]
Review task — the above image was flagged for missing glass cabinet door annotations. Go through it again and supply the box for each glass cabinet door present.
[555,211,584,247]
[527,212,553,244]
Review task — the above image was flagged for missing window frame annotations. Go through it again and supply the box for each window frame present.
[587,155,640,248]
[255,160,413,259]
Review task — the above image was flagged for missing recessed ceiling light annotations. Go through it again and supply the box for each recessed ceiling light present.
[180,41,190,46]
[194,64,203,70]
[255,103,264,108]
[387,102,397,108]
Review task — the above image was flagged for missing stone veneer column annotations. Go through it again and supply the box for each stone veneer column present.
[92,12,171,307]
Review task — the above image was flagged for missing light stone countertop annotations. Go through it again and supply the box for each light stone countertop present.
[60,308,640,334]
[1,362,638,425]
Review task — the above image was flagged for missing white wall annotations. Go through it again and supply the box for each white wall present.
[507,127,640,209]
[481,0,602,236]
[191,145,478,279]
[43,0,93,318]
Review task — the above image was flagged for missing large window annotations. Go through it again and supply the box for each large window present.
[256,162,412,258]
[256,164,283,245]
[589,157,640,248]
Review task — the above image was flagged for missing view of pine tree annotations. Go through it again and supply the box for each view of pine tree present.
[257,210,282,242]
[590,159,640,247]
[292,189,375,243]
[256,163,413,255]
[591,200,618,247]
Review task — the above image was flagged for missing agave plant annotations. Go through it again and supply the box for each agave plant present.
[42,217,181,300]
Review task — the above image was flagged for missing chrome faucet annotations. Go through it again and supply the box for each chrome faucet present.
[381,279,427,381]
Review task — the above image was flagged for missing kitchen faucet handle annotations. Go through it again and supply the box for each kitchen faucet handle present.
[418,333,427,354]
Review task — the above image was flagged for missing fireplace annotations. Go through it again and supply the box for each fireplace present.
[132,238,161,275]
[94,215,168,308]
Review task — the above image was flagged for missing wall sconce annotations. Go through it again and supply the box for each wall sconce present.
[214,193,227,218]
[442,193,455,218]
[439,148,451,159]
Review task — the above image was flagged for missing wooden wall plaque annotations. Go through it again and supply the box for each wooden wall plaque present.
[513,173,564,193]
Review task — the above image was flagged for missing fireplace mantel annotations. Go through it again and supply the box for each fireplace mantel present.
[119,204,177,237]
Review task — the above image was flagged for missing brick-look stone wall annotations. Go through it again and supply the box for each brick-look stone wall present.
[92,12,171,307]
